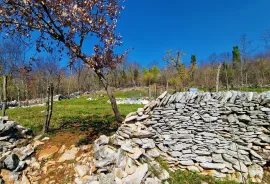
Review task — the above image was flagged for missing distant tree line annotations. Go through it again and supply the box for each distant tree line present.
[0,32,270,103]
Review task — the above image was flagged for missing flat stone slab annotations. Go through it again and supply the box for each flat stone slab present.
[200,163,226,170]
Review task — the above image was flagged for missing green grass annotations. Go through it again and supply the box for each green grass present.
[168,170,239,184]
[113,89,148,98]
[6,91,144,134]
[154,157,239,184]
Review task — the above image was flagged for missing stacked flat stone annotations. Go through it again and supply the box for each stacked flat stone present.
[93,91,270,183]
[0,116,34,181]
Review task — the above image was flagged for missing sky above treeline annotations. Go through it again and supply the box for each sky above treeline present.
[2,0,270,69]
[114,0,270,67]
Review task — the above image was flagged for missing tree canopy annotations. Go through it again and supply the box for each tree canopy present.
[0,0,126,70]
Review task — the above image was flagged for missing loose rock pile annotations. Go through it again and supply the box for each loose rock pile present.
[0,117,35,183]
[92,91,270,183]
[108,98,150,105]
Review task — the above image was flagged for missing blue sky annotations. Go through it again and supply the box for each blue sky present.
[3,0,269,68]
[114,0,270,67]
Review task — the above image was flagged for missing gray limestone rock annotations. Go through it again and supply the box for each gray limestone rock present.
[4,154,20,171]
[200,163,226,170]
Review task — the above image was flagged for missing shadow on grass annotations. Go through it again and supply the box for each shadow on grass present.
[49,114,120,146]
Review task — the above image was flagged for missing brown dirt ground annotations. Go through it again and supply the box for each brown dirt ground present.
[33,131,92,184]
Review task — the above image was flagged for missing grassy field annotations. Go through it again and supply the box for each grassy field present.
[6,90,145,134]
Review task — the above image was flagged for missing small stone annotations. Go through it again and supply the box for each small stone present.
[58,147,78,162]
[142,139,155,149]
[146,148,160,158]
[15,161,26,172]
[261,107,270,112]
[259,134,270,143]
[38,145,59,161]
[58,145,66,154]
[194,156,212,163]
[171,151,182,157]
[1,170,19,183]
[145,177,161,184]
[128,147,143,160]
[75,165,90,177]
[233,161,248,173]
[250,150,263,160]
[32,140,44,148]
[41,137,50,141]
[99,173,115,184]
[248,164,263,180]
[187,166,200,172]
[179,160,194,166]
[121,143,134,153]
[228,114,237,123]
[212,154,224,163]
[238,115,251,122]
[209,170,226,178]
[123,163,148,184]
[137,115,149,121]
[4,154,20,171]
[125,115,137,122]
[95,135,109,146]
[114,168,127,179]
[200,163,226,170]
[158,91,168,100]
[21,174,30,184]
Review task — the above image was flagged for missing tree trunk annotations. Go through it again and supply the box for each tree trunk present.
[95,70,123,123]
[43,85,50,134]
[245,72,248,87]
[0,85,2,102]
[224,66,229,91]
[68,67,72,96]
[166,80,168,91]
[216,63,222,92]
[154,83,157,99]
[2,76,7,116]
[149,86,152,99]
[25,80,29,106]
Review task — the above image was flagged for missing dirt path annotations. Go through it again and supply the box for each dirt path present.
[24,131,95,184]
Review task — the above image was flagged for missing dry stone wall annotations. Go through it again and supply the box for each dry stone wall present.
[0,117,35,183]
[93,91,270,183]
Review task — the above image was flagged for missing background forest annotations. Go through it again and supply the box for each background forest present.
[1,32,270,102]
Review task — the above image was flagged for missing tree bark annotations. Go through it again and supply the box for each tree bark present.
[95,70,123,123]
[25,80,29,106]
[216,63,222,92]
[224,65,229,91]
[68,66,72,96]
[0,85,2,102]
[149,86,152,99]
[2,76,7,117]
[154,83,157,99]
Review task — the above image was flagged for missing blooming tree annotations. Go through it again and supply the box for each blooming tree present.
[0,0,127,122]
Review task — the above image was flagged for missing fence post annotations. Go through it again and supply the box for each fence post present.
[43,85,50,134]
[17,87,21,107]
[47,83,54,128]
[2,76,7,117]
